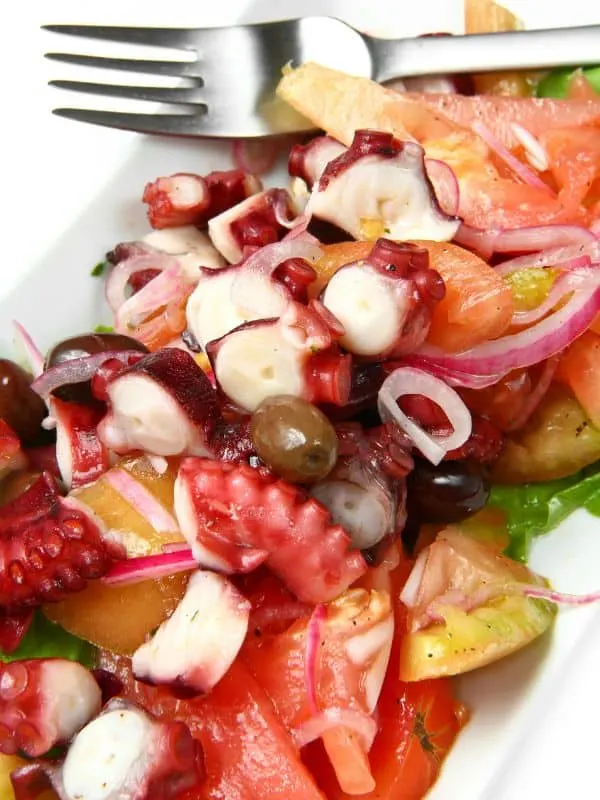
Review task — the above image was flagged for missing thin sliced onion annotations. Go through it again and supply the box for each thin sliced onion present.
[417,271,600,376]
[305,604,326,716]
[399,549,429,607]
[472,120,552,193]
[402,75,458,94]
[377,367,472,465]
[510,123,549,172]
[116,262,185,330]
[425,159,460,216]
[505,355,559,431]
[106,252,176,313]
[292,707,378,751]
[520,584,600,606]
[13,321,44,378]
[399,356,504,389]
[103,468,178,534]
[162,541,190,554]
[455,224,596,261]
[31,350,144,399]
[102,549,197,586]
[495,240,600,276]
[232,139,279,176]
[591,220,600,238]
[511,268,593,327]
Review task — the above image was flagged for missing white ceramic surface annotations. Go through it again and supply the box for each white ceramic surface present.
[2,2,600,798]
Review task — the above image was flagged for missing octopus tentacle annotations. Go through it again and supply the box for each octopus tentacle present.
[174,457,367,603]
[0,658,101,757]
[0,473,123,612]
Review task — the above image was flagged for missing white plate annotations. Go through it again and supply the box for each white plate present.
[3,2,600,799]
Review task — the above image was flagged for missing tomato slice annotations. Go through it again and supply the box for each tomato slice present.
[100,654,325,800]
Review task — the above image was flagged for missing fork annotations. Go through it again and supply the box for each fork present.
[44,19,600,139]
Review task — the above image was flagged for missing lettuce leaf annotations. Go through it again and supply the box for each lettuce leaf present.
[0,611,96,667]
[489,461,600,562]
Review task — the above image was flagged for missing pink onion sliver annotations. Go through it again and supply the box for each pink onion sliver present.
[31,350,144,398]
[103,468,179,534]
[232,139,279,176]
[399,356,504,390]
[591,220,600,238]
[505,354,559,432]
[292,708,378,751]
[106,253,177,313]
[425,159,460,216]
[377,367,472,465]
[305,604,327,716]
[493,225,595,254]
[472,120,552,193]
[418,275,600,376]
[511,269,593,327]
[520,584,600,606]
[102,549,197,586]
[162,541,190,554]
[495,240,600,276]
[12,321,44,378]
[116,262,185,330]
[510,123,549,172]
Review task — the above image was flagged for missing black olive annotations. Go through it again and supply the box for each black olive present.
[45,333,148,402]
[406,458,490,525]
[0,360,48,445]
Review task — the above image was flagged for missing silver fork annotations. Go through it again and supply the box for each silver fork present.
[44,19,600,139]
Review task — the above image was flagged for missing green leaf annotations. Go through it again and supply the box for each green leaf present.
[489,460,600,561]
[0,610,96,667]
[536,65,600,98]
[94,324,114,334]
[91,260,109,277]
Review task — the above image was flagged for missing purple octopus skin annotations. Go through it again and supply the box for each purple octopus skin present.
[0,472,124,613]
[321,238,446,360]
[0,658,102,758]
[98,348,254,462]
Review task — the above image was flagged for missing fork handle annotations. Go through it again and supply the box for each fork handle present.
[367,25,600,84]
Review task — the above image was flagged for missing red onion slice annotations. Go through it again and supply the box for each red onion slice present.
[292,707,378,751]
[418,271,600,376]
[398,356,504,390]
[103,468,179,534]
[377,367,472,465]
[510,123,549,172]
[591,220,600,238]
[116,263,186,330]
[511,268,593,327]
[106,252,177,314]
[520,584,600,606]
[425,159,460,216]
[102,548,197,586]
[13,321,44,378]
[232,139,279,176]
[472,120,552,193]
[162,541,190,554]
[31,350,145,399]
[455,224,596,261]
[305,604,326,716]
[505,355,559,432]
[495,239,600,276]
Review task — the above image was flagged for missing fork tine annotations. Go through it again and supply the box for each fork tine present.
[51,108,214,137]
[49,80,206,107]
[45,52,199,78]
[42,24,200,50]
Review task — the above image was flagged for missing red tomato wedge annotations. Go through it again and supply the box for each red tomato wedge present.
[555,330,600,427]
[99,655,325,800]
[242,587,395,795]
[406,92,600,150]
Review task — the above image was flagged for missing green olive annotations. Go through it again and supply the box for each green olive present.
[251,395,338,484]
